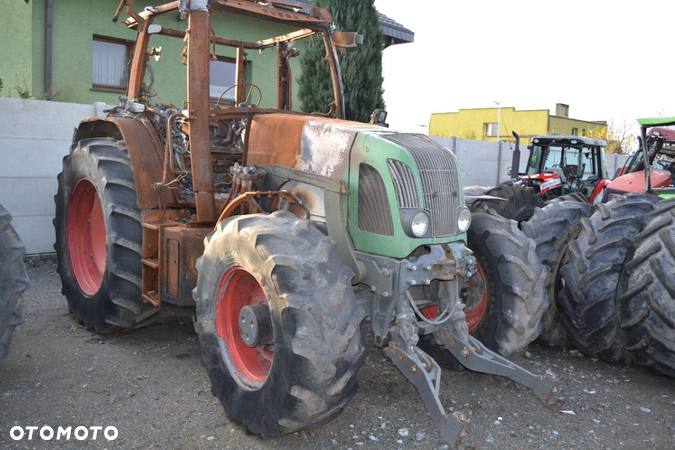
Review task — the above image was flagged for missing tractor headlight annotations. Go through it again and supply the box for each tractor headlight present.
[411,211,429,237]
[457,206,471,232]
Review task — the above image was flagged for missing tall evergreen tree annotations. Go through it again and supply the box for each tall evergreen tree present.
[298,0,385,123]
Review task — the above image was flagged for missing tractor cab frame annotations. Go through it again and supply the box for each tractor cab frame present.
[518,135,608,202]
[605,117,675,200]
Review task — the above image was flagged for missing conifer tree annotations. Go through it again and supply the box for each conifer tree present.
[298,0,385,123]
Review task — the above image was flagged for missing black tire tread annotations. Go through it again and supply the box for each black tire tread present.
[618,198,675,377]
[522,200,594,347]
[467,210,549,357]
[558,194,658,361]
[54,138,158,333]
[193,211,364,436]
[0,205,30,358]
[474,184,546,223]
[547,192,588,204]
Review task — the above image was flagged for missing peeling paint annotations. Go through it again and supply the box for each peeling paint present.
[300,121,355,178]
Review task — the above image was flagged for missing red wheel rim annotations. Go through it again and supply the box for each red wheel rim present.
[67,179,106,296]
[420,264,487,332]
[462,263,487,332]
[215,266,273,387]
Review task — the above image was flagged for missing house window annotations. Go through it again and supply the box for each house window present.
[484,122,498,137]
[582,129,586,136]
[92,36,131,91]
[210,58,239,102]
[571,127,578,136]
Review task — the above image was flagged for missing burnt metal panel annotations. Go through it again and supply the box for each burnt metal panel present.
[358,163,394,236]
[382,134,459,236]
[73,117,180,210]
[160,226,210,306]
[387,160,419,209]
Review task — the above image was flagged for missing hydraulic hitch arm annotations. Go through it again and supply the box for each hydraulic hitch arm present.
[384,343,468,447]
[434,328,564,409]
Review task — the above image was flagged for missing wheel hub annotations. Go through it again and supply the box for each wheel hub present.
[215,266,273,387]
[238,304,273,348]
[462,263,487,332]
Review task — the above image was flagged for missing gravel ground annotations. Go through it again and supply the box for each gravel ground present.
[1,261,674,449]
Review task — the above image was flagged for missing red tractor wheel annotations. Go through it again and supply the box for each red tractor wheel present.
[194,211,365,437]
[54,138,158,332]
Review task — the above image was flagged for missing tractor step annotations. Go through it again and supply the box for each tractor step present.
[141,223,161,307]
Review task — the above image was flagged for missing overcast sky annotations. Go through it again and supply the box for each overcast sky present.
[374,0,675,135]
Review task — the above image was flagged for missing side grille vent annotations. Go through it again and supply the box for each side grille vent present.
[382,134,460,236]
[388,160,420,209]
[358,163,394,236]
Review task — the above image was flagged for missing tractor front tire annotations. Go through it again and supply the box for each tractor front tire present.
[54,138,158,333]
[558,195,658,361]
[475,184,546,225]
[618,199,675,377]
[194,211,365,437]
[0,205,29,358]
[465,210,549,357]
[522,200,593,347]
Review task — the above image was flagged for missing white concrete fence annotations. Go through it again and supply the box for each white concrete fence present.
[0,98,631,254]
[430,136,630,187]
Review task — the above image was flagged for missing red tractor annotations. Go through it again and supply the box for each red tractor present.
[476,132,609,223]
[603,119,675,200]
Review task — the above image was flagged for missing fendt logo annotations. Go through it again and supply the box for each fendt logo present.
[9,425,118,441]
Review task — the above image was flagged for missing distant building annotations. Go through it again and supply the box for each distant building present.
[429,103,607,144]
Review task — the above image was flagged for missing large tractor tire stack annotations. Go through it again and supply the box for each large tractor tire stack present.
[521,194,675,377]
[616,198,675,376]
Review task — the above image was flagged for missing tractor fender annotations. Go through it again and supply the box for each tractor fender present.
[589,178,610,203]
[73,117,179,209]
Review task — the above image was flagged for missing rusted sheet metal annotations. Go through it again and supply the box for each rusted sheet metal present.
[160,226,210,306]
[127,17,152,101]
[246,114,376,180]
[186,9,217,223]
[209,0,333,30]
[217,191,310,222]
[74,118,179,210]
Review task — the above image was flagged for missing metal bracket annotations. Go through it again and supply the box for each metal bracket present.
[434,328,564,409]
[384,343,468,448]
[384,307,469,449]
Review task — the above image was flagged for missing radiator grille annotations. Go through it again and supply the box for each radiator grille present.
[387,160,420,209]
[382,134,460,236]
[358,163,394,236]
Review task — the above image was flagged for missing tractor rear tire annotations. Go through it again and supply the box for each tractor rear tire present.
[618,198,675,377]
[547,192,588,204]
[465,210,549,357]
[558,195,658,361]
[0,205,29,358]
[194,211,365,437]
[54,138,158,333]
[522,200,593,347]
[475,184,546,225]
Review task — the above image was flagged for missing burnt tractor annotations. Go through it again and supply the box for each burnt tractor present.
[53,1,560,446]
[476,132,608,223]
